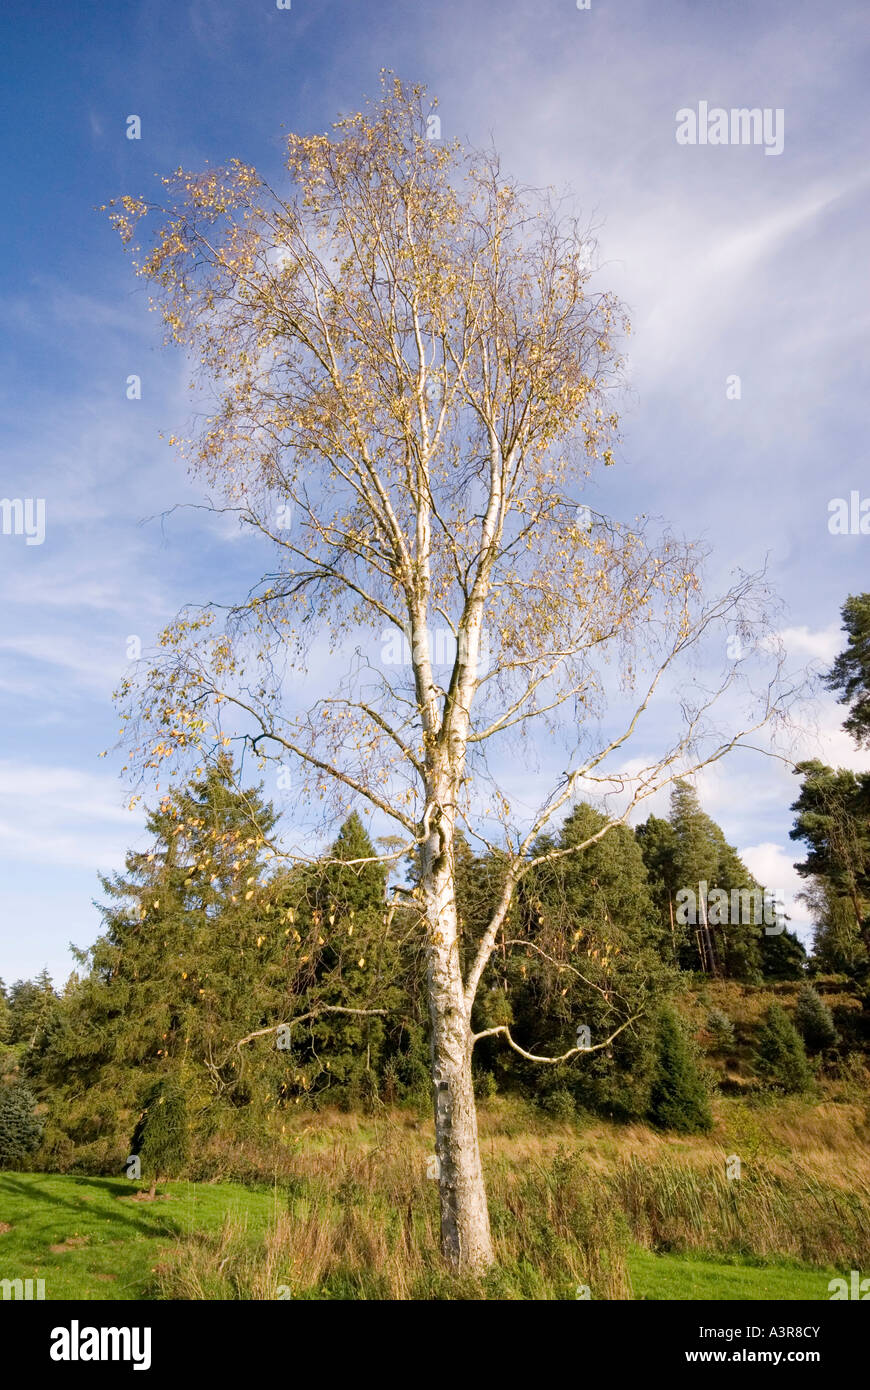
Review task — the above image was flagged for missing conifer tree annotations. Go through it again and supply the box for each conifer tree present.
[800,879,868,975]
[790,597,870,974]
[0,981,11,1047]
[648,1007,713,1133]
[710,832,764,983]
[647,1006,708,1134]
[668,781,722,973]
[266,810,423,1105]
[794,984,839,1053]
[6,971,60,1050]
[791,760,870,966]
[706,1007,735,1049]
[0,1081,44,1168]
[35,758,280,1154]
[825,593,870,747]
[753,1004,813,1092]
[494,803,674,1119]
[131,1077,189,1198]
[658,781,765,980]
[758,924,807,981]
[635,815,683,964]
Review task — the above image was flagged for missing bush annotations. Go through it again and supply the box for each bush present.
[706,1007,735,1049]
[474,1069,498,1103]
[648,1008,713,1133]
[0,1081,44,1168]
[131,1078,189,1195]
[541,1087,576,1123]
[753,1004,813,1092]
[794,985,839,1052]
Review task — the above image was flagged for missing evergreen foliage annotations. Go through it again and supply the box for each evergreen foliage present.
[639,781,766,981]
[791,760,870,974]
[759,925,807,981]
[793,985,839,1052]
[706,1007,735,1049]
[825,593,870,747]
[0,1080,44,1168]
[648,1007,713,1133]
[131,1077,189,1194]
[754,1004,813,1092]
[484,803,675,1120]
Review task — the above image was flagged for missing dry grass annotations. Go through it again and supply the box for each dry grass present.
[154,1092,870,1299]
[158,1140,631,1300]
[614,1154,870,1266]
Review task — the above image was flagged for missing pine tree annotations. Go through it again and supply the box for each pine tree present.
[825,593,870,747]
[131,1077,189,1198]
[314,811,386,917]
[663,780,764,979]
[290,810,412,1104]
[753,1004,813,1092]
[635,814,683,964]
[648,1007,713,1133]
[0,1081,44,1168]
[668,781,723,973]
[706,1007,735,1049]
[710,833,764,983]
[230,809,427,1111]
[34,757,280,1157]
[801,879,868,975]
[759,924,807,981]
[6,971,59,1049]
[790,760,870,968]
[794,985,839,1052]
[0,981,10,1047]
[794,599,870,972]
[498,803,674,1120]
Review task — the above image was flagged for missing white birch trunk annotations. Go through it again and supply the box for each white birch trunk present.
[421,787,494,1273]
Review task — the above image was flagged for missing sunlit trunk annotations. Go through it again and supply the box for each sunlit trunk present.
[421,792,494,1273]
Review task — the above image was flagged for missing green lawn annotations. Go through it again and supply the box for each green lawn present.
[630,1248,839,1301]
[0,1172,842,1300]
[0,1171,279,1300]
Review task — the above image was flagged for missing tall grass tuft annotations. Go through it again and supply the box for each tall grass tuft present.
[153,1131,869,1300]
[613,1154,870,1267]
[155,1141,631,1300]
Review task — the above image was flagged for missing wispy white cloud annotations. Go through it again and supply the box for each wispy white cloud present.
[0,633,128,697]
[4,0,869,983]
[0,762,142,868]
[740,840,812,946]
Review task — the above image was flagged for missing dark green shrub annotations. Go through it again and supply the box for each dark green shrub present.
[649,1008,713,1133]
[131,1078,189,1196]
[0,1080,44,1168]
[794,985,839,1052]
[541,1087,576,1122]
[753,1004,813,1092]
[706,1007,735,1049]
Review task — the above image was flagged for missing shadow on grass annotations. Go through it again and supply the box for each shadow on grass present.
[0,1173,175,1239]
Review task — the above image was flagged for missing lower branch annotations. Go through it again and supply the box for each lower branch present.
[471,1012,642,1063]
[234,1005,390,1052]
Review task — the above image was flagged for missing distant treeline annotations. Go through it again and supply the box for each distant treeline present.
[4,593,870,1171]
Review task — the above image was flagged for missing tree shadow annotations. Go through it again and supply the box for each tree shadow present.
[0,1173,176,1238]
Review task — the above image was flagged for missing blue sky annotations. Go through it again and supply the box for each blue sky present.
[1,0,869,984]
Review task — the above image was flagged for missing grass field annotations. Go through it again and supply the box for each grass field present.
[4,1072,867,1301]
[0,1172,277,1300]
[0,1171,846,1301]
[630,1250,837,1301]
